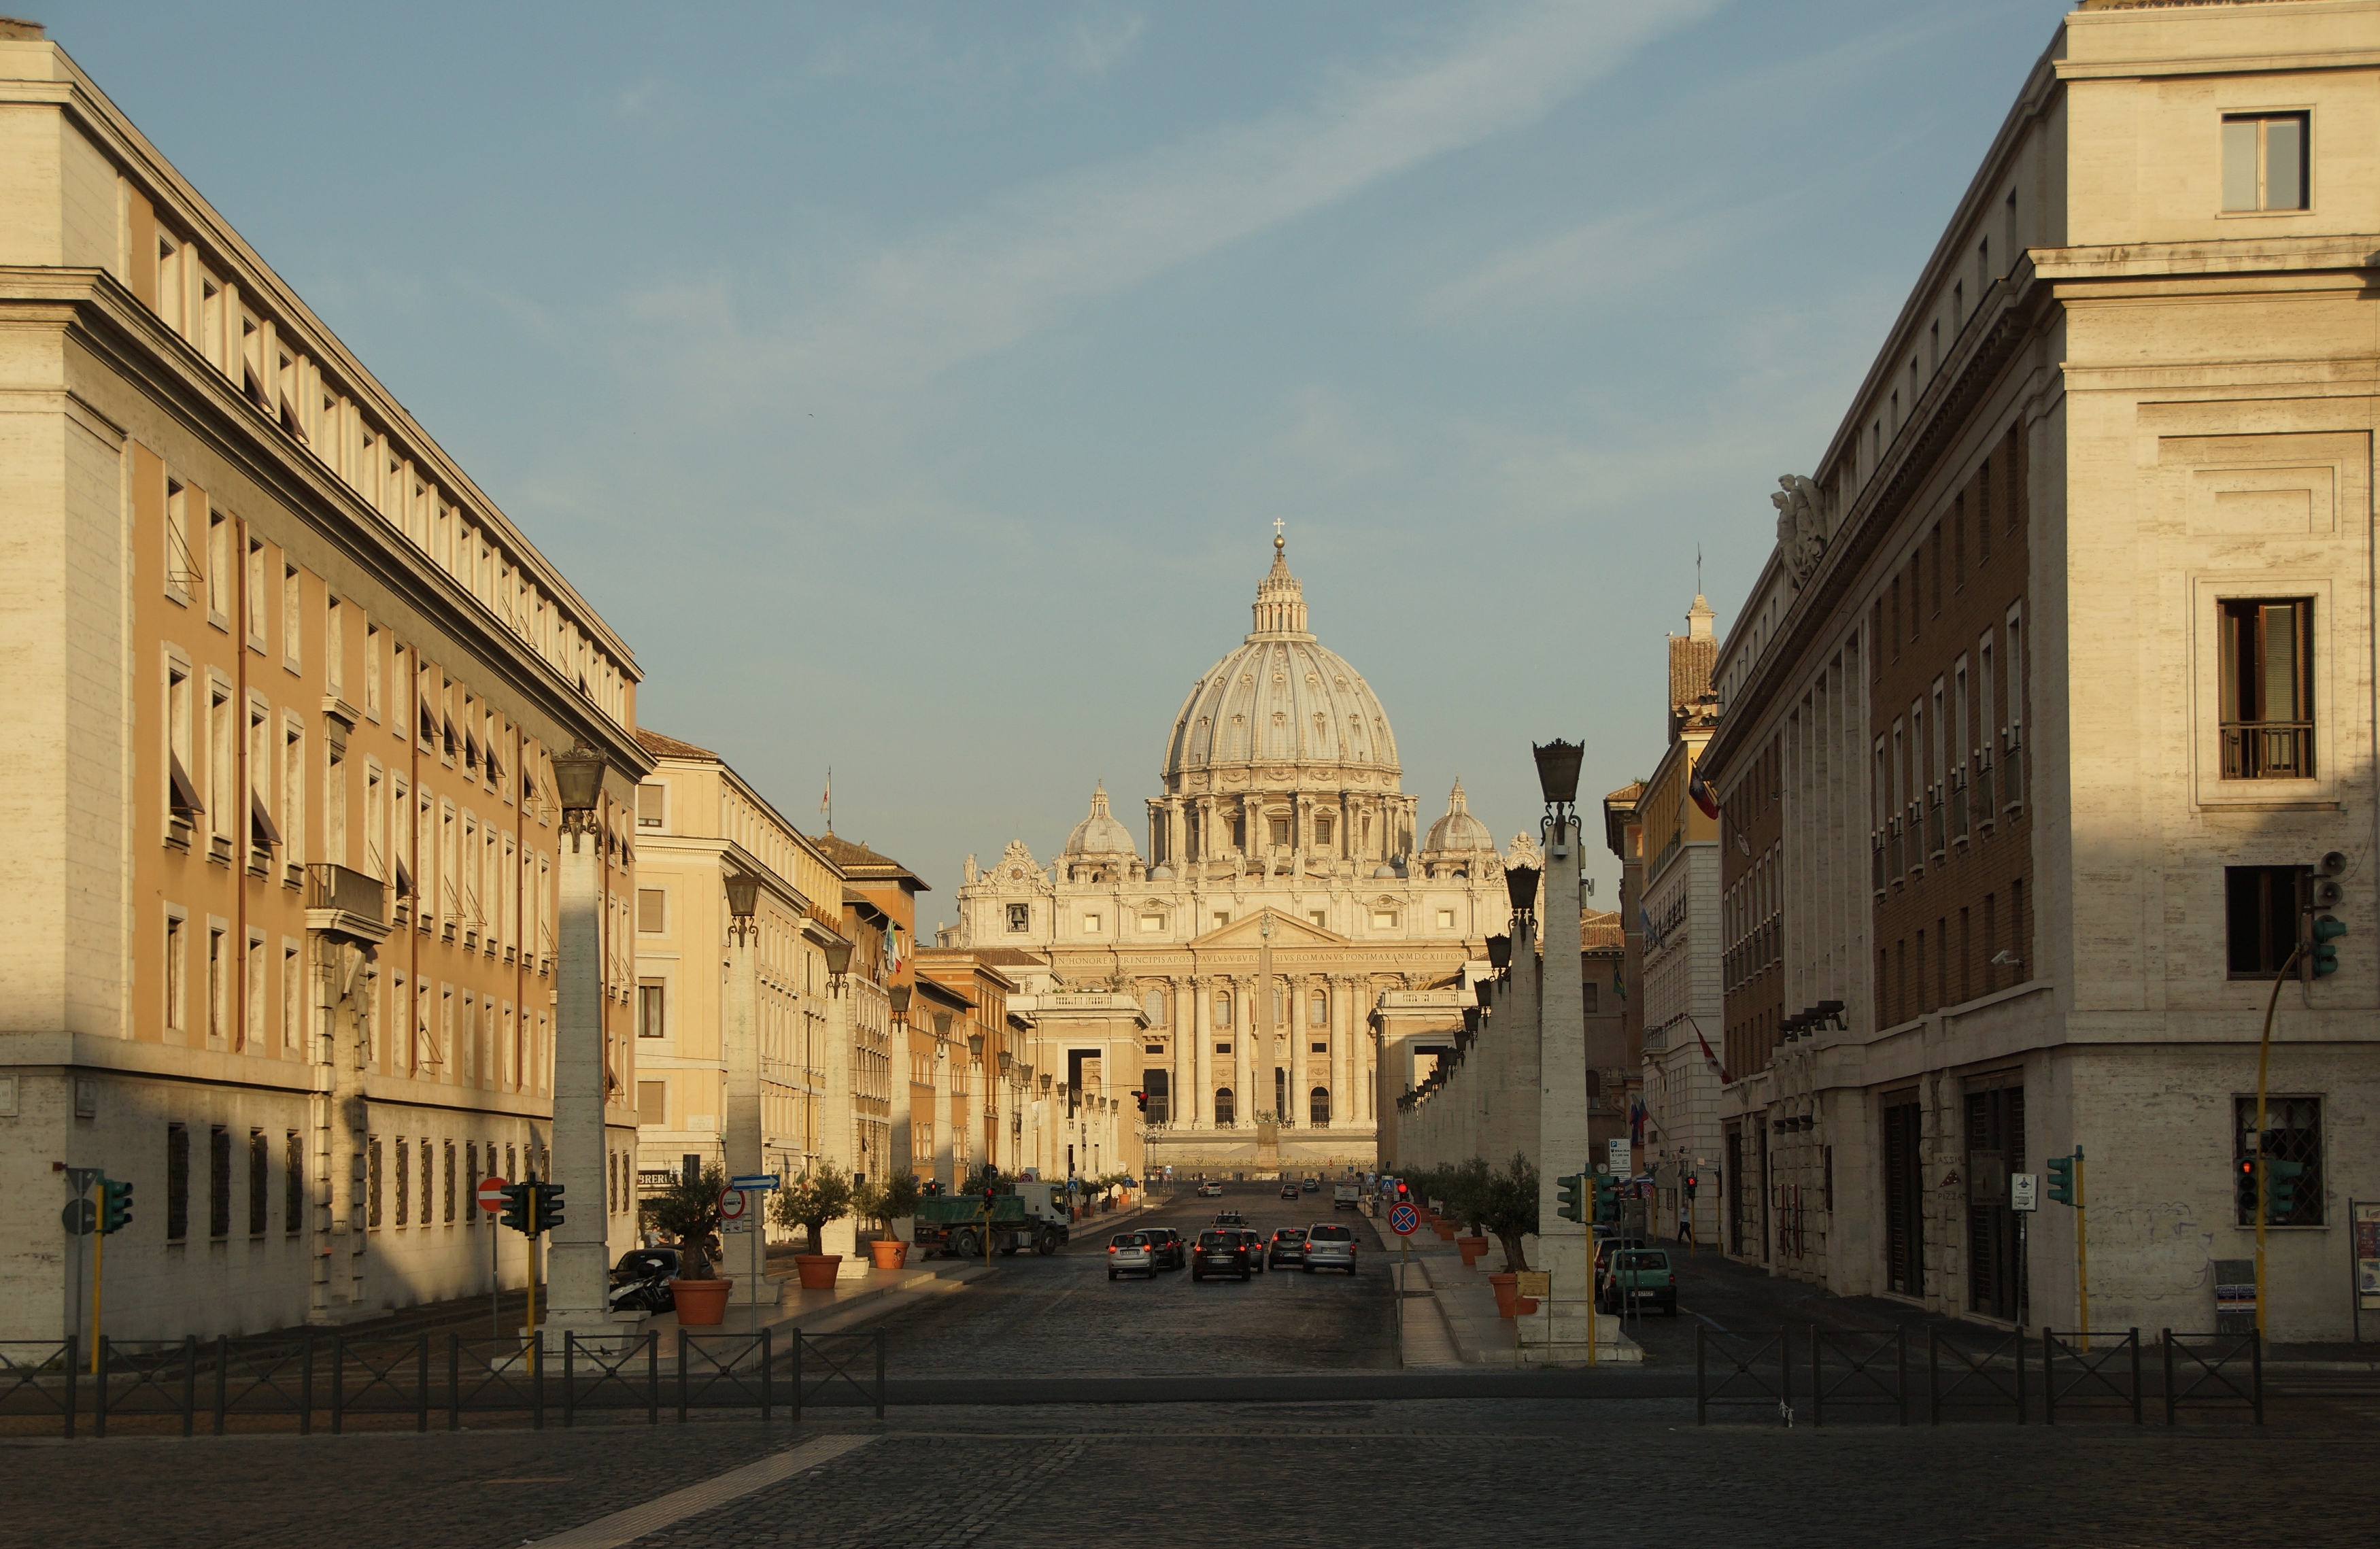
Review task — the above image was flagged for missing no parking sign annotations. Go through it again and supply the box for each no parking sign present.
[1389,1203,1419,1236]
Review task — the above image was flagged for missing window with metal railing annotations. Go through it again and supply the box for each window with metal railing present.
[2219,598,2314,780]
[1871,831,1886,896]
[1950,768,1970,842]
[1927,789,1946,859]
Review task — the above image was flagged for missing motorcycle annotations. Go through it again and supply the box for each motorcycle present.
[608,1247,680,1314]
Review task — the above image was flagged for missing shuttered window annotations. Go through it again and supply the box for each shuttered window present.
[636,889,667,934]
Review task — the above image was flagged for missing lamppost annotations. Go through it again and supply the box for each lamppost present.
[545,738,623,1342]
[889,984,913,1192]
[932,1010,955,1190]
[1532,738,1591,1363]
[723,870,764,1308]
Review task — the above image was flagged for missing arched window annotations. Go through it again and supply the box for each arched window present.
[1213,992,1231,1029]
[1309,992,1327,1027]
[1214,1087,1236,1125]
[1310,1087,1331,1126]
[1143,988,1166,1026]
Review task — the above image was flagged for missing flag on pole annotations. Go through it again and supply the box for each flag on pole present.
[1688,762,1720,821]
[1629,1097,1646,1146]
[1638,904,1662,952]
[820,768,831,829]
[1690,1018,1730,1083]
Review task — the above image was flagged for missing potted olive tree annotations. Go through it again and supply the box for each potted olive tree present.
[1446,1157,1494,1267]
[855,1170,921,1269]
[770,1162,855,1289]
[641,1163,733,1325]
[1479,1153,1542,1318]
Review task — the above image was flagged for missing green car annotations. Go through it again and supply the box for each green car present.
[1598,1247,1678,1315]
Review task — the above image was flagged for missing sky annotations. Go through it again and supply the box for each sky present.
[39,0,2072,921]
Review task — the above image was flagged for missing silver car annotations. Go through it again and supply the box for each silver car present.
[1106,1230,1156,1280]
[1302,1221,1359,1274]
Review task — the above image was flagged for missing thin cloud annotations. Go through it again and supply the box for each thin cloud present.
[633,0,1716,403]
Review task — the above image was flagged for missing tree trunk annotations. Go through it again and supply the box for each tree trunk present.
[1497,1232,1529,1273]
[804,1221,823,1255]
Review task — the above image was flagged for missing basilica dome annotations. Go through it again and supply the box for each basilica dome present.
[1423,780,1493,853]
[1161,536,1400,790]
[1063,783,1138,857]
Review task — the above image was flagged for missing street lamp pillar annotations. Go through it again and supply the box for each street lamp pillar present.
[724,873,765,1306]
[1532,739,1593,1363]
[545,740,632,1344]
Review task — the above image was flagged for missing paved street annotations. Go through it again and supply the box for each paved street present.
[868,1182,1395,1377]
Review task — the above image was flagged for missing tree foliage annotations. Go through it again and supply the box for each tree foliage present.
[639,1163,730,1279]
[770,1162,855,1255]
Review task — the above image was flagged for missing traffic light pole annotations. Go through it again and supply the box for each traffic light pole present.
[88,1179,103,1377]
[2073,1147,2088,1351]
[2254,946,2301,1340]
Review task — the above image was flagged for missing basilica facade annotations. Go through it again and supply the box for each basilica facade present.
[947,537,1520,1174]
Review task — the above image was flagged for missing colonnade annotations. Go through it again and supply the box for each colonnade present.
[1156,972,1376,1133]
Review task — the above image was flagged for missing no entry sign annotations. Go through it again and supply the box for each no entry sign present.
[477,1176,510,1213]
[1389,1203,1419,1236]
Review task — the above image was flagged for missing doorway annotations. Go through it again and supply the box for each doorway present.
[1964,1076,2025,1322]
[1883,1093,1926,1297]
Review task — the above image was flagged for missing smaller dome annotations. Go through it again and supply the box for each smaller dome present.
[1423,780,1493,853]
[1372,863,1397,879]
[1063,783,1139,857]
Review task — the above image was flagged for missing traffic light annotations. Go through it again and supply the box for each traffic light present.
[499,1180,532,1233]
[1395,1180,1410,1203]
[100,1177,134,1235]
[2312,916,2347,978]
[1593,1174,1620,1226]
[1555,1173,1584,1223]
[2234,1155,2261,1219]
[1134,1091,1147,1112]
[1682,1173,1699,1201]
[2045,1153,2077,1208]
[534,1180,565,1231]
[925,1180,941,1196]
[2264,1157,2308,1220]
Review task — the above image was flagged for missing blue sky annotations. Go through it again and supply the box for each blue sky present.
[44,0,2069,919]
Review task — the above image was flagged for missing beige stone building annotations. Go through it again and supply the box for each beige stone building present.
[0,26,647,1342]
[946,535,1515,1176]
[1699,0,2379,1339]
[628,732,877,1250]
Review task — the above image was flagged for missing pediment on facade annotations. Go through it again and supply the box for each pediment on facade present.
[1189,908,1346,949]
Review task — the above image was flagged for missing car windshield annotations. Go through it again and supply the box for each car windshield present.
[1617,1251,1666,1270]
[1197,1231,1237,1248]
[1112,1233,1149,1247]
[1275,1229,1307,1241]
[1308,1225,1354,1242]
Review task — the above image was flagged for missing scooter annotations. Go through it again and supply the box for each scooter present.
[607,1248,679,1314]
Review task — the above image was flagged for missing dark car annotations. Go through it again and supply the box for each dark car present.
[1301,1178,1319,1193]
[1191,1228,1253,1282]
[1212,1210,1248,1228]
[1279,1183,1300,1200]
[1268,1227,1308,1269]
[1238,1227,1270,1273]
[1141,1227,1186,1270]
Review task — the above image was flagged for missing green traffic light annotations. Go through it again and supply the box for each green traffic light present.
[100,1178,135,1235]
[2045,1155,2075,1207]
[2312,915,2347,977]
[2264,1157,2307,1219]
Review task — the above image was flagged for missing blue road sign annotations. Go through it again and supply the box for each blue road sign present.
[729,1174,781,1191]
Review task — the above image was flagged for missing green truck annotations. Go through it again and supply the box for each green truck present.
[911,1183,1072,1259]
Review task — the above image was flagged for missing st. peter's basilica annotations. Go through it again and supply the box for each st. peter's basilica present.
[946,533,1528,1174]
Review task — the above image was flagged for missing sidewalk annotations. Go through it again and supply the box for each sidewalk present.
[1364,1213,1643,1368]
[646,1256,996,1345]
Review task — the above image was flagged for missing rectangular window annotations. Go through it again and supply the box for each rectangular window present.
[209,1124,231,1240]
[367,1137,382,1229]
[1315,815,1333,847]
[2219,598,2314,779]
[2224,865,2305,978]
[207,925,227,1042]
[246,538,267,644]
[1268,817,1291,846]
[283,563,302,666]
[1435,910,1455,930]
[636,888,666,934]
[636,783,665,828]
[1139,914,1164,933]
[443,1140,456,1224]
[153,1122,190,1247]
[638,981,666,1039]
[245,933,265,1051]
[2237,1095,2322,1227]
[2222,113,2309,213]
[207,511,230,623]
[248,1127,269,1236]
[1082,914,1102,934]
[164,910,187,1036]
[285,1131,304,1236]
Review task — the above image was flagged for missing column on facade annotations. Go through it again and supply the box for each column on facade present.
[1289,972,1310,1129]
[1191,978,1212,1128]
[1233,974,1255,1128]
[932,1036,954,1191]
[1168,976,1191,1129]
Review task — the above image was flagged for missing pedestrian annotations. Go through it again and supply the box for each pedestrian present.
[1677,1202,1690,1244]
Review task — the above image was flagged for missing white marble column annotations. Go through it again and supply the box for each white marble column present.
[1192,978,1212,1128]
[545,808,619,1340]
[1539,813,1591,1357]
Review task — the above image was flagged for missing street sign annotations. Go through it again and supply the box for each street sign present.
[1388,1203,1419,1236]
[729,1174,780,1191]
[719,1188,748,1221]
[2010,1172,2039,1213]
[722,1219,752,1235]
[477,1176,511,1213]
[60,1199,95,1236]
[1516,1270,1552,1298]
[65,1168,101,1195]
[1606,1140,1631,1176]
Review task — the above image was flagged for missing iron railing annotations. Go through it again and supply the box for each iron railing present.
[2220,720,2313,781]
[0,1326,885,1438]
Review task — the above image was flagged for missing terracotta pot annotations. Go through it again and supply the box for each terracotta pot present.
[794,1253,844,1290]
[1432,1221,1458,1242]
[868,1239,908,1270]
[1489,1272,1521,1319]
[670,1278,734,1327]
[1456,1236,1487,1266]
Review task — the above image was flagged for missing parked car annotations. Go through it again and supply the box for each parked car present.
[1591,1236,1650,1301]
[1599,1248,1678,1314]
[1302,1222,1359,1274]
[1268,1227,1308,1269]
[1198,1181,1225,1198]
[1142,1227,1186,1270]
[1191,1228,1253,1282]
[1106,1231,1157,1280]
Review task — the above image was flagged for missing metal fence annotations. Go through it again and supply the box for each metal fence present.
[1695,1325,2263,1427]
[0,1327,886,1439]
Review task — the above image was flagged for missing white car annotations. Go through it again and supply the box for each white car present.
[1106,1231,1157,1280]
[1198,1181,1224,1197]
[1302,1222,1359,1274]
